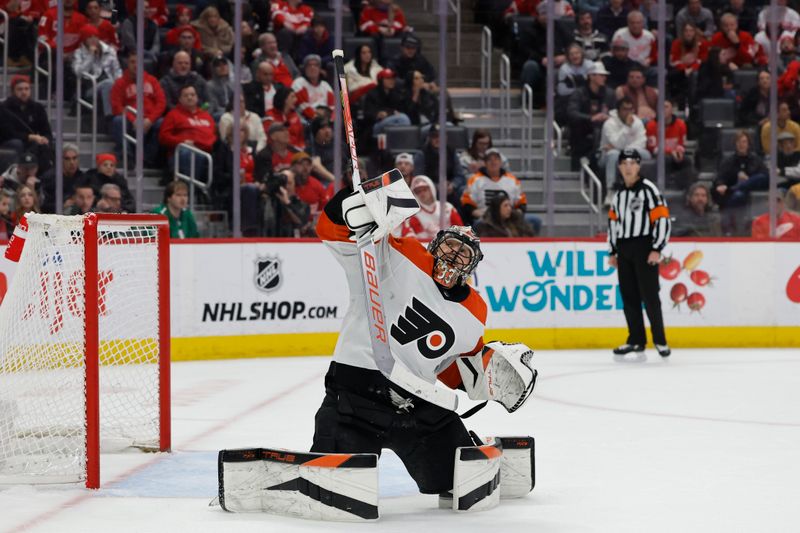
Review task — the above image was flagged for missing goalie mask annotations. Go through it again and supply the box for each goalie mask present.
[428,226,484,288]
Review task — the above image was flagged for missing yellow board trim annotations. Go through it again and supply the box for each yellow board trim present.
[171,327,800,361]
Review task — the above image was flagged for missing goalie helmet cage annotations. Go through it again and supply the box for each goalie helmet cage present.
[0,213,171,489]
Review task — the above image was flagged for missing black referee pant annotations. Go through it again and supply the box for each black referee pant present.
[616,236,667,346]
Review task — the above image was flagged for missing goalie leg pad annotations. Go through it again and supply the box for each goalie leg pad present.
[451,437,503,512]
[217,448,379,521]
[490,436,535,498]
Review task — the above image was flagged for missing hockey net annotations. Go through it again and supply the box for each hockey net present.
[0,213,170,488]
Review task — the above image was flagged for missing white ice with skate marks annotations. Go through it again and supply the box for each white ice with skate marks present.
[1,350,799,533]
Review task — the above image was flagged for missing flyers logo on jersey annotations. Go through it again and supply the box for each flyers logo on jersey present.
[390,297,455,359]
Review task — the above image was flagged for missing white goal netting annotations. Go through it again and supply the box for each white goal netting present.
[0,214,166,484]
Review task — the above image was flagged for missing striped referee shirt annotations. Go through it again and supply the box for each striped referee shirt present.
[608,178,671,254]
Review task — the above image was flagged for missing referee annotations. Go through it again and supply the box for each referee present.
[607,149,672,358]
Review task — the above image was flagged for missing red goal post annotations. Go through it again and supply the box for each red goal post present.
[0,213,171,489]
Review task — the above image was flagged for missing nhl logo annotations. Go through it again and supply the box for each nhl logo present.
[254,256,282,293]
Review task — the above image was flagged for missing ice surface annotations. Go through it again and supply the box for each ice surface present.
[1,349,799,533]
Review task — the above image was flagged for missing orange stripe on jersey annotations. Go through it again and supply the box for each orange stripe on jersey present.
[609,209,619,221]
[461,288,488,323]
[479,444,502,459]
[316,210,351,243]
[388,236,435,274]
[303,454,353,468]
[649,205,669,223]
[437,361,463,390]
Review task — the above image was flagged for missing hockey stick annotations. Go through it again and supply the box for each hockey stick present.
[332,50,458,411]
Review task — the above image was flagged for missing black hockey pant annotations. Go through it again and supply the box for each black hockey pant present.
[616,237,668,346]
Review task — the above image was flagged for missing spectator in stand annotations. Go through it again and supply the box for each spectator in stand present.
[567,61,615,169]
[714,131,768,233]
[359,0,409,37]
[214,122,266,234]
[84,0,119,50]
[94,183,123,213]
[345,44,382,103]
[84,153,135,213]
[109,52,166,167]
[272,0,314,54]
[646,99,696,190]
[158,85,217,180]
[0,151,39,194]
[150,180,199,239]
[461,148,527,226]
[519,3,569,103]
[668,22,709,108]
[675,0,716,39]
[694,47,735,101]
[422,124,466,206]
[671,183,722,237]
[118,4,160,63]
[0,190,13,238]
[459,129,508,177]
[502,0,538,19]
[192,6,234,62]
[1,75,53,172]
[404,70,438,126]
[573,10,608,62]
[219,93,268,152]
[245,61,283,117]
[602,39,635,90]
[0,0,41,67]
[574,0,605,18]
[207,58,234,121]
[124,0,168,26]
[73,24,122,120]
[160,25,205,76]
[264,87,306,150]
[556,43,592,124]
[296,17,334,73]
[596,0,628,40]
[402,175,464,240]
[710,13,764,69]
[261,169,312,237]
[751,192,800,239]
[292,55,334,121]
[165,5,199,49]
[12,184,39,223]
[615,64,658,122]
[290,151,329,218]
[394,152,416,185]
[717,0,757,36]
[310,117,336,183]
[387,33,437,86]
[761,100,800,155]
[39,143,85,213]
[251,32,296,87]
[757,0,800,34]
[612,11,656,75]
[474,191,536,238]
[38,0,87,57]
[255,123,298,181]
[363,68,412,136]
[532,0,575,17]
[599,97,650,201]
[754,27,794,71]
[776,131,800,189]
[64,183,96,216]
[161,51,212,113]
[741,70,772,128]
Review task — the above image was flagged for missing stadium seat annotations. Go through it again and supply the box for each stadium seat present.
[385,125,421,151]
[639,158,657,181]
[381,37,402,64]
[446,126,470,150]
[700,99,736,129]
[343,36,377,61]
[556,17,576,37]
[733,69,759,97]
[314,10,354,34]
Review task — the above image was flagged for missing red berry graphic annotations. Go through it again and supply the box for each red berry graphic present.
[687,292,706,312]
[683,250,704,272]
[689,269,713,287]
[670,283,688,307]
[787,266,800,304]
[659,256,681,280]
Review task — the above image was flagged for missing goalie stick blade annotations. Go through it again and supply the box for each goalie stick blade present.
[452,438,503,512]
[218,448,379,521]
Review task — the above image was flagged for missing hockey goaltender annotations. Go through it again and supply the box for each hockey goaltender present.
[215,169,538,521]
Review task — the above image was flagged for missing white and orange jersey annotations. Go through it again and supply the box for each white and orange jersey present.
[461,170,527,211]
[317,190,486,385]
